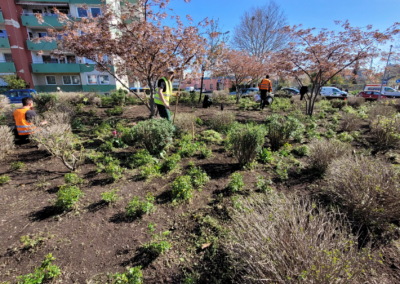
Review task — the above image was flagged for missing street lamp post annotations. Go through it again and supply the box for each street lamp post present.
[379,45,393,99]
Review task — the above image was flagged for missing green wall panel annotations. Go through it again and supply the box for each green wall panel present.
[0,38,10,48]
[35,85,84,93]
[0,12,4,23]
[32,63,81,73]
[70,0,104,3]
[0,62,16,73]
[22,15,69,27]
[82,85,116,92]
[27,40,58,51]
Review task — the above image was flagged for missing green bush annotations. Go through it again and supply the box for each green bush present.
[171,176,193,201]
[227,124,266,166]
[108,266,143,284]
[258,148,274,164]
[0,175,10,186]
[330,99,346,110]
[292,145,309,157]
[199,130,223,144]
[126,193,156,217]
[111,89,127,106]
[17,254,61,284]
[105,106,124,116]
[161,153,181,172]
[64,173,84,185]
[97,156,124,181]
[178,138,200,157]
[228,172,245,193]
[124,119,175,155]
[101,96,114,106]
[31,93,59,113]
[337,132,354,143]
[370,115,400,148]
[208,111,235,133]
[265,115,304,151]
[130,149,153,168]
[55,185,84,210]
[187,164,210,188]
[199,144,213,159]
[101,189,120,204]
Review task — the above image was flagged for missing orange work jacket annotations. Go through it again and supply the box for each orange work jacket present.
[13,108,36,136]
[259,79,272,91]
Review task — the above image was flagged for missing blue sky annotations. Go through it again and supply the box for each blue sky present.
[167,0,399,42]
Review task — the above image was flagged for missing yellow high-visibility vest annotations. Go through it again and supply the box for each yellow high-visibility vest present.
[155,77,172,106]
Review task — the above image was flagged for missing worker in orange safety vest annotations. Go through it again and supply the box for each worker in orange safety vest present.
[258,75,273,110]
[13,97,46,142]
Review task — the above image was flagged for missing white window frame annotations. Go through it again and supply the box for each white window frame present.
[86,74,98,85]
[62,75,81,85]
[98,75,110,85]
[76,7,101,18]
[46,75,57,85]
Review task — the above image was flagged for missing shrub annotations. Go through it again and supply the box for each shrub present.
[130,149,153,168]
[368,104,396,121]
[126,193,156,217]
[195,117,203,126]
[105,106,124,116]
[279,143,292,157]
[0,175,10,186]
[208,111,235,133]
[0,95,10,111]
[308,138,350,174]
[178,137,200,157]
[337,131,354,143]
[370,115,400,148]
[324,128,336,139]
[101,189,120,204]
[125,119,175,155]
[139,161,161,179]
[161,153,181,172]
[108,266,143,284]
[330,99,346,109]
[199,130,223,144]
[227,124,266,165]
[97,156,124,181]
[174,113,197,134]
[258,148,274,164]
[187,164,210,188]
[64,173,84,185]
[342,113,361,132]
[256,175,273,193]
[212,90,230,101]
[292,145,309,157]
[31,93,59,113]
[265,114,304,151]
[199,144,213,159]
[55,185,83,210]
[347,97,365,108]
[228,172,244,193]
[111,89,127,106]
[226,193,385,284]
[0,126,14,161]
[171,176,193,201]
[30,123,83,171]
[101,96,114,106]
[325,156,400,232]
[17,254,61,284]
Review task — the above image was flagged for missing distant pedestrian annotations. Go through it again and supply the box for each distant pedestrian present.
[258,75,272,110]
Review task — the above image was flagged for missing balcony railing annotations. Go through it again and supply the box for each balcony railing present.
[23,12,71,17]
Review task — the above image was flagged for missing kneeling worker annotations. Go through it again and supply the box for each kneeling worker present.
[155,67,178,121]
[13,97,46,141]
[258,75,272,110]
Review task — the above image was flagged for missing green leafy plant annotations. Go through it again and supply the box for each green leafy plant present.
[208,111,235,133]
[71,118,85,130]
[178,137,200,157]
[64,173,84,185]
[3,74,27,89]
[226,124,266,166]
[370,115,400,148]
[16,254,61,284]
[187,164,210,189]
[108,266,143,284]
[279,143,292,157]
[228,172,245,193]
[97,156,124,181]
[125,119,175,155]
[161,153,181,172]
[111,89,127,106]
[276,159,289,180]
[10,161,25,171]
[143,230,172,255]
[126,193,156,217]
[139,161,161,179]
[101,189,120,205]
[324,128,336,139]
[0,175,10,186]
[105,106,124,117]
[171,176,193,201]
[265,114,304,151]
[199,130,223,144]
[31,93,59,113]
[258,148,274,164]
[55,185,84,210]
[337,132,354,143]
[195,117,203,126]
[292,145,309,157]
[256,175,273,193]
[199,144,213,159]
[130,149,154,169]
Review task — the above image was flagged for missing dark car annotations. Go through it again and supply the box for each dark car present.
[281,87,300,95]
[356,91,388,100]
[3,89,36,104]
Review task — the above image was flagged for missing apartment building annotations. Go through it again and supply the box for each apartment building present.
[0,0,131,94]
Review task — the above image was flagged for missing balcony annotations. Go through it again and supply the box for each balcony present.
[0,37,10,48]
[70,0,103,3]
[27,39,57,51]
[0,61,16,73]
[22,13,72,28]
[0,12,4,23]
[31,62,81,73]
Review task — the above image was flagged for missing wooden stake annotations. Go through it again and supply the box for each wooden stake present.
[173,70,183,124]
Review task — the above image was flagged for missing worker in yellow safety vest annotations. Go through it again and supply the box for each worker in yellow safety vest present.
[13,97,46,142]
[258,75,273,110]
[155,67,176,121]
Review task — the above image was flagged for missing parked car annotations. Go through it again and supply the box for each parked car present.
[3,89,36,104]
[363,84,400,98]
[281,87,300,95]
[320,87,347,97]
[356,91,388,100]
[185,86,195,92]
[231,88,260,97]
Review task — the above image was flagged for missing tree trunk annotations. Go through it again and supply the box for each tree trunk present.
[148,79,156,118]
[236,84,240,104]
[198,70,205,103]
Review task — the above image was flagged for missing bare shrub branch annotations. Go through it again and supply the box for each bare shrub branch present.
[0,126,15,161]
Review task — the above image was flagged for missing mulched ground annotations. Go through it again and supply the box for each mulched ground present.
[1,100,399,283]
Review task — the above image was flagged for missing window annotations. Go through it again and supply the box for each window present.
[4,54,13,62]
[46,76,56,85]
[7,91,18,97]
[99,75,110,85]
[32,9,42,14]
[0,30,7,39]
[62,75,81,85]
[194,84,198,89]
[38,32,47,38]
[85,57,96,64]
[66,55,76,64]
[77,7,101,18]
[210,84,213,90]
[87,75,97,85]
[42,55,58,63]
[19,91,30,97]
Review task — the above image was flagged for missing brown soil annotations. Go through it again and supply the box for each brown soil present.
[0,100,399,283]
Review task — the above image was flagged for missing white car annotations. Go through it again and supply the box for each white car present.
[185,87,195,92]
[320,87,347,97]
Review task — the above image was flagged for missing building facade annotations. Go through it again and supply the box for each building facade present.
[0,0,130,94]
[181,77,234,91]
